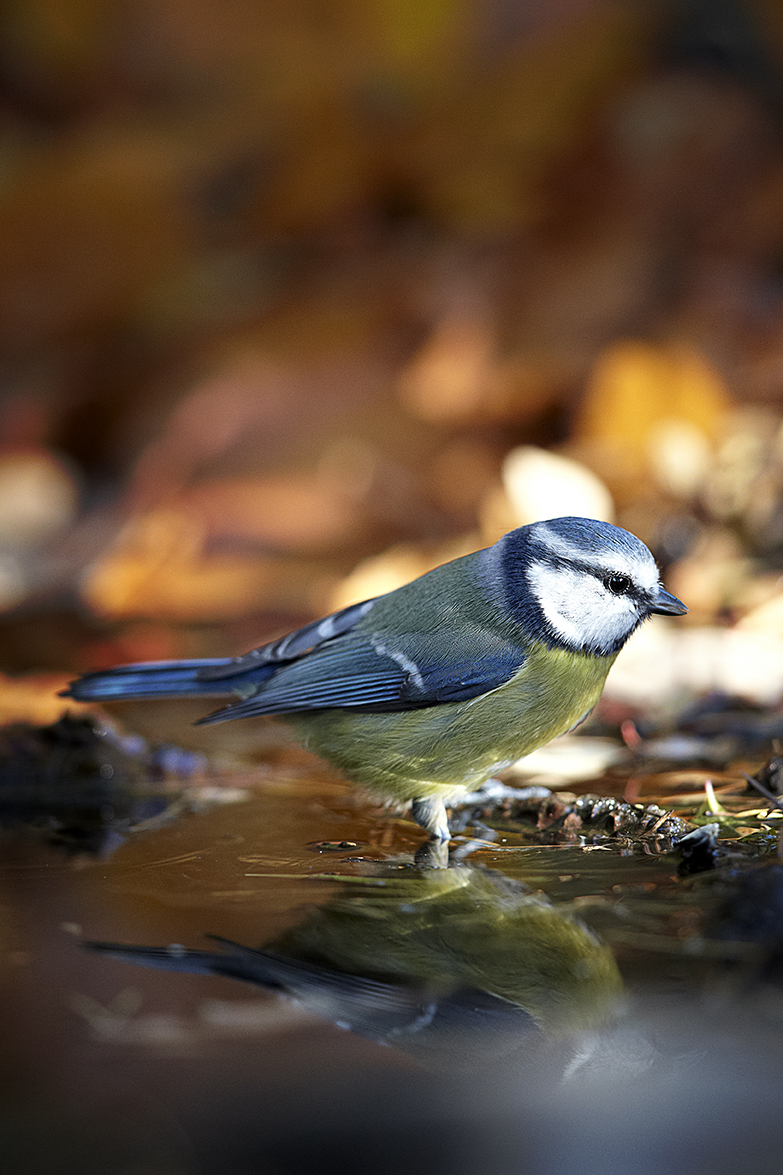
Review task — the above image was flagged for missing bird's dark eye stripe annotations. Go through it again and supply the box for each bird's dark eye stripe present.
[537,554,640,595]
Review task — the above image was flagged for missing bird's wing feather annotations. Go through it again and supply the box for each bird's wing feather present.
[195,598,378,679]
[197,626,527,722]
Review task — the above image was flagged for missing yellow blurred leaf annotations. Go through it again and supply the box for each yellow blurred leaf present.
[81,509,329,621]
[573,341,732,496]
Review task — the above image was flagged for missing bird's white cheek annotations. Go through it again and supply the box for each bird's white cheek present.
[578,595,639,651]
[528,565,587,646]
[526,564,638,651]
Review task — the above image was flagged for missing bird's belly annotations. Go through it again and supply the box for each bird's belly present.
[287,645,616,804]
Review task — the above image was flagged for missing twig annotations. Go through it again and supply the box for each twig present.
[741,771,783,815]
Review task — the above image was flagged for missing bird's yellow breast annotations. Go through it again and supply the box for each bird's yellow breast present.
[287,642,617,805]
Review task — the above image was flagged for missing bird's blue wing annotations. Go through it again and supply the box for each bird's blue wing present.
[197,627,527,722]
[63,599,380,703]
[65,589,527,718]
[195,598,378,679]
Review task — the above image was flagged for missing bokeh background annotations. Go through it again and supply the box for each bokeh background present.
[8,7,783,1173]
[2,0,783,719]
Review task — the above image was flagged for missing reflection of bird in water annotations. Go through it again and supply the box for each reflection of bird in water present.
[65,518,686,848]
[87,865,622,1066]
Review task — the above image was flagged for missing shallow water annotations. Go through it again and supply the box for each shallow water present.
[3,760,783,1174]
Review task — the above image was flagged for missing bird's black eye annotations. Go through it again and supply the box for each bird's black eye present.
[605,573,632,595]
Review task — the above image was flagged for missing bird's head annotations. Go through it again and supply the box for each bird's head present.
[493,517,687,657]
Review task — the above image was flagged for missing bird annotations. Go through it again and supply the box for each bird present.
[64,516,687,845]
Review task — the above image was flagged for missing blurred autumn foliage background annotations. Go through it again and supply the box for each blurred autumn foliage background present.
[4,0,783,724]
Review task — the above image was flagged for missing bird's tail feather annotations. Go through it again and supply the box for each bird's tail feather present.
[85,938,289,992]
[62,658,250,702]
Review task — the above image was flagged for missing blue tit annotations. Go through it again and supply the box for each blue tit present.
[64,516,687,844]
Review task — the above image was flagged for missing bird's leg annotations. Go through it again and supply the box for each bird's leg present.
[410,796,451,843]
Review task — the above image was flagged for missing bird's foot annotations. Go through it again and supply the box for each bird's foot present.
[410,796,451,843]
[410,796,452,869]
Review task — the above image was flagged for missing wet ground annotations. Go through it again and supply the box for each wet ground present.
[4,719,783,1174]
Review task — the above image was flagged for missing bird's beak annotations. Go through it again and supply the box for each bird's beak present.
[650,587,688,616]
